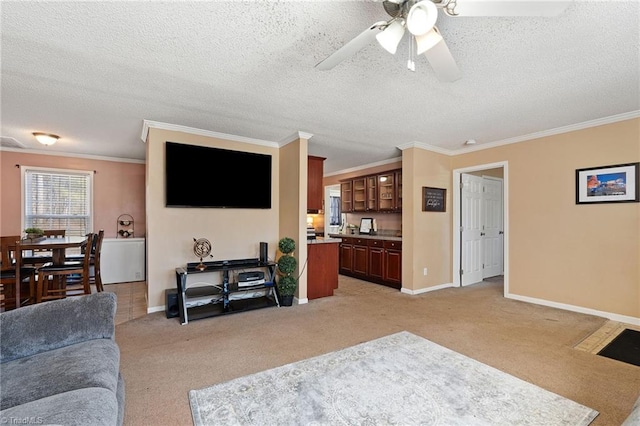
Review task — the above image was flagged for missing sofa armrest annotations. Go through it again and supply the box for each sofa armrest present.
[0,292,117,363]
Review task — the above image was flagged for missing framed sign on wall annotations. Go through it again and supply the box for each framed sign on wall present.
[422,187,446,212]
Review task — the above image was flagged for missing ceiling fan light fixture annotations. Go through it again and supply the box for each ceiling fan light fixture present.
[415,27,443,55]
[32,132,59,146]
[406,0,437,36]
[376,20,406,54]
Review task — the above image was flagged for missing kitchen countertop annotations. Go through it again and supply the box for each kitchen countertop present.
[307,237,342,244]
[328,233,402,242]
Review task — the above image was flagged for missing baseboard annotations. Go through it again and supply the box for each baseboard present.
[401,282,455,295]
[147,305,165,314]
[506,293,640,326]
[294,297,308,305]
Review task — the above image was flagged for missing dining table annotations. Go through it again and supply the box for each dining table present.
[20,236,88,266]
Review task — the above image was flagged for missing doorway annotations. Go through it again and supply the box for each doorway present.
[324,184,341,235]
[452,162,509,295]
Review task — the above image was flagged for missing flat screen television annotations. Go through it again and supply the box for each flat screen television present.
[165,141,272,208]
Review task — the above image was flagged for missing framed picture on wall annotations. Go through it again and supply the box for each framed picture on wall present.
[576,162,639,204]
[422,187,446,212]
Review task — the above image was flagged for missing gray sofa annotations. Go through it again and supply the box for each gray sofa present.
[0,292,125,425]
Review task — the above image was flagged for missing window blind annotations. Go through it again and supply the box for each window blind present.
[24,169,92,237]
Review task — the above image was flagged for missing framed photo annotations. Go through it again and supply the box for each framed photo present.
[359,218,373,234]
[423,187,446,212]
[576,162,639,204]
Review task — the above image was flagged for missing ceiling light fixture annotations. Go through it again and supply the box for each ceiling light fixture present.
[376,19,406,54]
[406,0,438,36]
[465,139,477,145]
[32,132,59,146]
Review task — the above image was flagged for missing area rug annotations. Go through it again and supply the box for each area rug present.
[598,328,640,367]
[189,331,598,425]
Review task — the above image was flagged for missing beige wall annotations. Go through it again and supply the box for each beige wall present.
[145,129,282,309]
[279,137,309,301]
[0,151,145,238]
[451,118,640,319]
[403,147,453,291]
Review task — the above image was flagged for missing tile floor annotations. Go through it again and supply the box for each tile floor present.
[104,281,147,325]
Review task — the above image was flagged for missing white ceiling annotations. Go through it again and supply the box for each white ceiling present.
[1,1,639,174]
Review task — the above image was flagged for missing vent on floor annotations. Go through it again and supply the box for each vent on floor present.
[597,328,640,367]
[0,136,27,149]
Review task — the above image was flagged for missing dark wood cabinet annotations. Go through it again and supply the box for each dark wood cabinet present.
[337,236,401,289]
[352,238,368,276]
[307,242,338,300]
[307,156,325,212]
[367,239,384,281]
[340,181,353,212]
[339,237,354,273]
[340,168,401,213]
[383,240,402,286]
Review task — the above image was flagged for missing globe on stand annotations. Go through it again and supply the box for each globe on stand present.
[193,238,213,271]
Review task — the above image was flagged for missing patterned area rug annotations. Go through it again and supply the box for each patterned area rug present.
[190,331,598,425]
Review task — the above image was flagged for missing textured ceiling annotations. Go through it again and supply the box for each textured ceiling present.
[1,1,639,174]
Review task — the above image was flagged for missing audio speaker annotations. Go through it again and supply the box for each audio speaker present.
[165,289,179,319]
[259,242,268,263]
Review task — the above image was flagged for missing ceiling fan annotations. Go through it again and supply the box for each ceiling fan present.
[315,0,572,82]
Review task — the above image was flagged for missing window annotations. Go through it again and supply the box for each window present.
[22,167,93,237]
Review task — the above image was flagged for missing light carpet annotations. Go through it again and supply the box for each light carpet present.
[189,331,598,425]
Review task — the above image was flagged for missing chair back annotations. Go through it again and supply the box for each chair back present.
[0,236,20,271]
[43,230,66,238]
[93,230,105,291]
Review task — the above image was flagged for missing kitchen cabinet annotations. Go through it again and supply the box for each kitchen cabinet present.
[340,168,402,213]
[307,156,325,212]
[340,181,353,212]
[383,240,402,286]
[337,236,401,289]
[307,241,339,300]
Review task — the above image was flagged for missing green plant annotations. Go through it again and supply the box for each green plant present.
[276,237,298,298]
[278,237,296,255]
[24,227,44,235]
[277,275,297,297]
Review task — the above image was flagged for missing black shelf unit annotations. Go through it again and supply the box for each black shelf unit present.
[175,258,279,325]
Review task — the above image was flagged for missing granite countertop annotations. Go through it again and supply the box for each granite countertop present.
[307,237,342,244]
[327,233,402,242]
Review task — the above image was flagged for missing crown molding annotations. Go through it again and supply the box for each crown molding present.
[397,141,454,156]
[323,156,403,177]
[0,146,145,164]
[141,120,280,148]
[279,131,314,147]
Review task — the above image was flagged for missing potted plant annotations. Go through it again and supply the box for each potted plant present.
[276,237,297,306]
[24,227,44,240]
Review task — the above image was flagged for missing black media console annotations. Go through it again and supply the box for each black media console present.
[175,258,279,325]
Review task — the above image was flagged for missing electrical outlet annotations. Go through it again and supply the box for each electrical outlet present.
[135,272,142,280]
[423,268,428,276]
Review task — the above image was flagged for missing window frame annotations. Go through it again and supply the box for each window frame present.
[20,166,94,236]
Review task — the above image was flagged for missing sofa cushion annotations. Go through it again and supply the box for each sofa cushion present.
[0,387,118,426]
[0,339,119,410]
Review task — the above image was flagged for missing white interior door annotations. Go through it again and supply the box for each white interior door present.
[482,177,504,278]
[461,174,483,286]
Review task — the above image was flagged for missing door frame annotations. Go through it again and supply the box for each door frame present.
[452,161,509,296]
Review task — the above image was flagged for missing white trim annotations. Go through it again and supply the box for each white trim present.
[401,282,455,295]
[148,305,164,314]
[323,156,403,177]
[141,120,279,148]
[280,131,314,147]
[294,297,308,305]
[397,141,454,156]
[506,293,640,326]
[452,161,509,297]
[0,146,145,164]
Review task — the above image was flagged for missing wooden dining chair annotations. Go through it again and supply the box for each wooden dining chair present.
[0,237,37,310]
[66,230,104,292]
[37,233,93,303]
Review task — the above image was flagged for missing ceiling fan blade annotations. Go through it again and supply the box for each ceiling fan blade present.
[423,35,461,82]
[315,21,387,70]
[448,0,572,17]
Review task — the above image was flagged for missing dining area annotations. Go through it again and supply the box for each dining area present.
[0,229,104,311]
